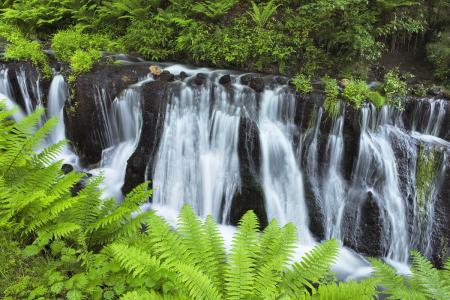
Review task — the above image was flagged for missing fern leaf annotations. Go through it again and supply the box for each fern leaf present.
[224,210,259,299]
[283,239,340,297]
[410,250,450,300]
[174,262,222,300]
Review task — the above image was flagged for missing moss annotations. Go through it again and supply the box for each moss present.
[415,145,439,216]
[323,76,340,118]
[292,74,312,95]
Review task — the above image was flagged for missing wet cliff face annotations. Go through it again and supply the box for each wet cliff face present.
[66,64,151,166]
[1,60,449,265]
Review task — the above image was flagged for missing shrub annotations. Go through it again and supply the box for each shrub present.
[323,76,340,117]
[0,23,51,78]
[383,69,408,110]
[342,79,369,109]
[367,91,385,109]
[122,18,177,60]
[427,29,450,83]
[291,74,312,95]
[52,28,122,75]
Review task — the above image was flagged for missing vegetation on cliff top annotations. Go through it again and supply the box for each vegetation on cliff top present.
[0,0,449,84]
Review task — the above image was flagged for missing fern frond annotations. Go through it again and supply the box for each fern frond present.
[410,250,450,300]
[203,215,226,292]
[178,205,209,266]
[108,243,163,278]
[224,210,259,299]
[370,258,424,300]
[174,262,222,300]
[283,239,340,298]
[311,279,377,300]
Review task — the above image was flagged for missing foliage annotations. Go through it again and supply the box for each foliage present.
[248,0,280,28]
[323,76,340,117]
[51,27,122,75]
[292,74,312,95]
[1,0,449,81]
[383,69,408,110]
[367,91,385,109]
[371,251,450,299]
[192,0,238,19]
[342,79,369,109]
[415,146,438,215]
[427,29,450,83]
[0,23,51,77]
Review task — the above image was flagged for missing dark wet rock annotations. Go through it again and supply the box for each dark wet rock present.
[61,164,74,174]
[431,151,450,266]
[179,71,188,81]
[229,114,267,228]
[195,73,207,85]
[123,80,170,195]
[160,70,175,82]
[66,63,150,165]
[219,74,231,86]
[250,77,264,93]
[240,74,252,86]
[275,76,288,85]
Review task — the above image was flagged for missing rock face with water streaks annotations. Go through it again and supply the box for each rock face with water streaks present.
[66,64,150,165]
[1,60,449,266]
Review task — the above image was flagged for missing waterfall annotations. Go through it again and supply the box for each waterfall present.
[47,75,69,144]
[0,67,25,120]
[349,105,409,262]
[407,99,449,257]
[91,87,143,199]
[152,75,241,222]
[322,114,347,240]
[259,87,313,244]
[15,67,42,115]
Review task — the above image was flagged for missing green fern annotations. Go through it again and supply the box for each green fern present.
[282,239,340,298]
[248,0,280,28]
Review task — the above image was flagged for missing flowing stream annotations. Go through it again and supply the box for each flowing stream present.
[2,62,449,276]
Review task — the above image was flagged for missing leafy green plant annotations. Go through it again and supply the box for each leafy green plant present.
[427,29,450,82]
[292,74,313,95]
[248,0,280,28]
[323,76,340,117]
[0,23,51,77]
[342,79,369,109]
[192,0,238,19]
[383,69,408,110]
[367,90,385,109]
[371,250,450,299]
[51,27,121,76]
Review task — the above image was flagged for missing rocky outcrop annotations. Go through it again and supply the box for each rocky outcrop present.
[65,63,150,165]
[122,80,170,195]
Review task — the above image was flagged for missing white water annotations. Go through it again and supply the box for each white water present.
[45,75,79,165]
[91,87,143,200]
[322,114,347,240]
[152,75,241,222]
[0,68,25,120]
[259,87,313,244]
[349,105,409,262]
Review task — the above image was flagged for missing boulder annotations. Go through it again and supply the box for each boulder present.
[218,74,231,86]
[123,80,170,194]
[195,73,207,85]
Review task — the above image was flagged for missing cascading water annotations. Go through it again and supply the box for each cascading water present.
[91,87,143,199]
[259,87,313,244]
[0,67,25,120]
[322,113,347,240]
[348,104,409,262]
[15,67,42,115]
[45,74,79,165]
[152,74,241,222]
